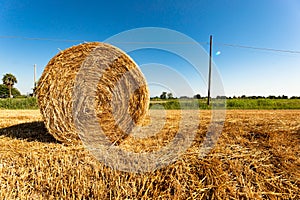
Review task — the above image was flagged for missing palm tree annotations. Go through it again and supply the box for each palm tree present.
[2,73,17,98]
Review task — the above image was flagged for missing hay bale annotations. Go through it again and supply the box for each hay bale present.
[36,42,149,144]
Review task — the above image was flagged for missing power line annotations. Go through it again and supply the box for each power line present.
[0,35,208,44]
[1,35,300,54]
[215,42,300,54]
[109,41,209,45]
[0,35,87,43]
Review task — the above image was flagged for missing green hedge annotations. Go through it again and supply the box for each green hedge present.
[150,99,300,110]
[226,99,300,109]
[1,97,300,110]
[0,97,38,109]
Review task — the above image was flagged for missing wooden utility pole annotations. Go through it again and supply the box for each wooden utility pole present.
[207,35,213,105]
[33,64,37,96]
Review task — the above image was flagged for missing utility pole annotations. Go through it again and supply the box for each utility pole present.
[207,35,213,105]
[33,64,37,96]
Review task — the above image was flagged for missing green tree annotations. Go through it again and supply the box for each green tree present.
[160,91,167,99]
[167,92,173,99]
[2,73,17,98]
[194,94,201,99]
[0,84,21,97]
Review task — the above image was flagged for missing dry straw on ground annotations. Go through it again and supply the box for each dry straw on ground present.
[36,42,149,144]
[0,110,299,199]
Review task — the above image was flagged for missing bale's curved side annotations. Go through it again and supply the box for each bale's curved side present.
[36,42,149,144]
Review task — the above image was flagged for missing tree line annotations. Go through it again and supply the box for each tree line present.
[1,74,299,100]
[151,92,300,100]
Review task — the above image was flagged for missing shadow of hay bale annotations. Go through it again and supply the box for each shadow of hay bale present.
[295,129,300,140]
[0,122,60,143]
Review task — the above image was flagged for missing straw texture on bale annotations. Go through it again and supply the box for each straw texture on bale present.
[36,42,149,144]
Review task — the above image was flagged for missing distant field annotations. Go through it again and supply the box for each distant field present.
[0,110,299,199]
[151,98,300,109]
[1,97,300,110]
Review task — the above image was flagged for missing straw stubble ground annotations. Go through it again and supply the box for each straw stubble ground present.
[0,109,299,199]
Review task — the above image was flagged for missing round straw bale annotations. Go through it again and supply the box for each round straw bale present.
[36,42,149,144]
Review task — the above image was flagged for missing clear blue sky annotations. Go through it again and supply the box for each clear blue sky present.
[1,0,300,97]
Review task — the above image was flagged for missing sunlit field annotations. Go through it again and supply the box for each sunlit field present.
[0,109,299,199]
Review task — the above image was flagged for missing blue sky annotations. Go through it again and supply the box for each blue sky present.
[0,0,300,97]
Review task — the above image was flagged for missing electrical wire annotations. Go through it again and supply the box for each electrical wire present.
[108,41,209,45]
[0,35,208,44]
[215,43,300,54]
[1,35,300,54]
[0,35,87,43]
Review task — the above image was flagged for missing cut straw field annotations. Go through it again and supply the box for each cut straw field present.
[0,109,299,199]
